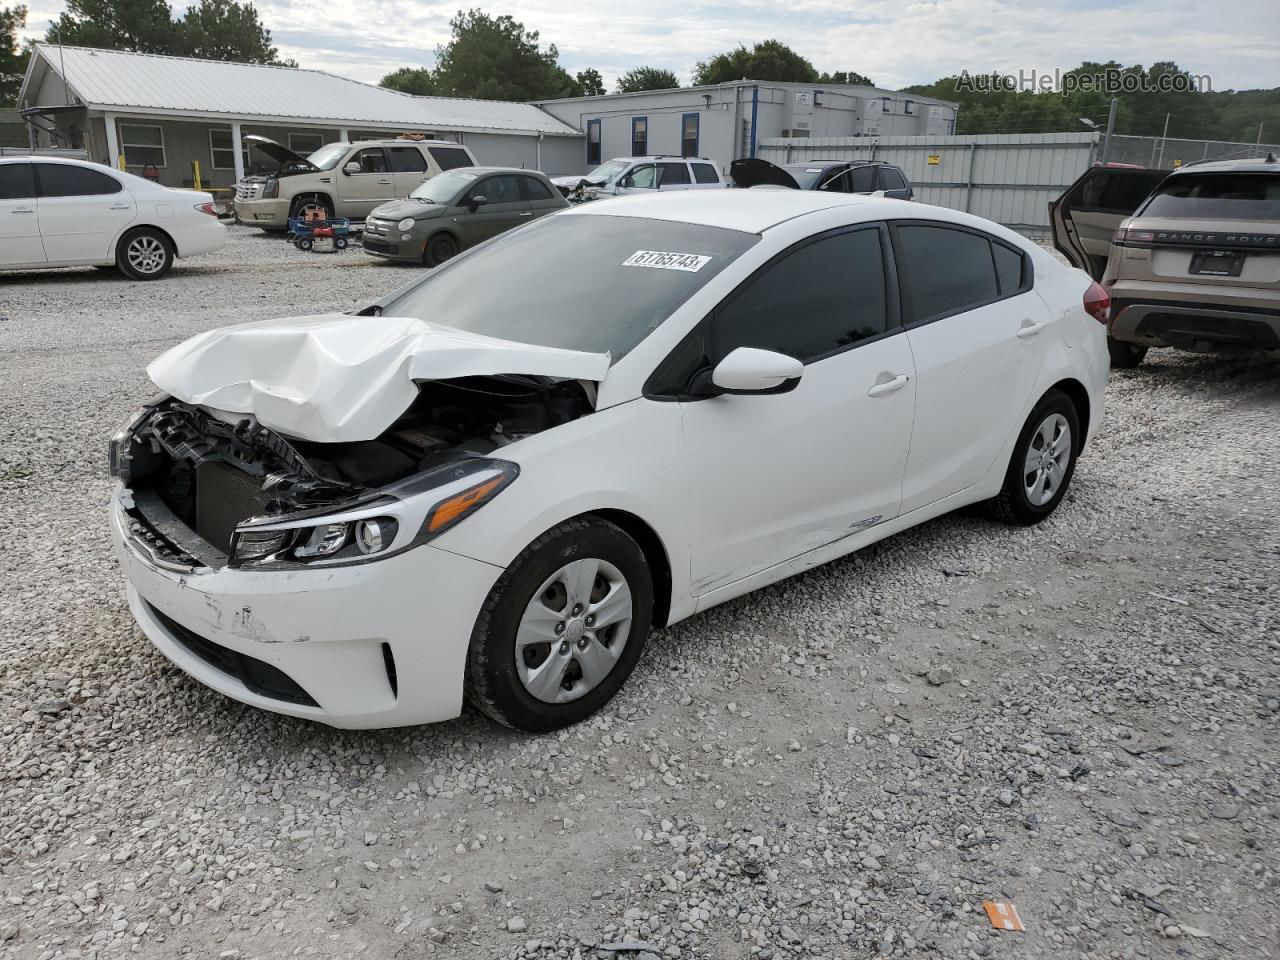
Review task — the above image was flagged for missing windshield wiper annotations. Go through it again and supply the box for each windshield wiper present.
[412,197,438,204]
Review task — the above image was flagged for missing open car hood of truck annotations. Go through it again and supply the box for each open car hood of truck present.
[147,314,612,443]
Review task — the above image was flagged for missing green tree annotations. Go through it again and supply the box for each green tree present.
[616,65,678,93]
[176,0,281,63]
[380,66,437,96]
[1,5,26,104]
[817,69,874,87]
[693,40,817,85]
[572,67,604,97]
[432,9,577,101]
[45,0,177,54]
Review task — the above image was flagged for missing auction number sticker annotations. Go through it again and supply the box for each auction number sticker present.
[623,250,712,272]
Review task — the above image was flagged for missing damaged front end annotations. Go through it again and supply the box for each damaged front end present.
[110,374,593,571]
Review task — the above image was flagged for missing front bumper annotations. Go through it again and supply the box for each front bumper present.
[111,489,503,729]
[233,197,290,227]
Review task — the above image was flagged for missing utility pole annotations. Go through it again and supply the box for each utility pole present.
[1257,122,1265,158]
[1101,97,1118,164]
[1155,113,1170,169]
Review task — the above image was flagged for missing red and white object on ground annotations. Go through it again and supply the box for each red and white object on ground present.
[982,901,1026,932]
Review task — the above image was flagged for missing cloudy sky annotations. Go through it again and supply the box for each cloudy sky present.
[20,0,1280,93]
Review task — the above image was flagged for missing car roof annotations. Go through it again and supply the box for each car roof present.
[459,166,551,177]
[606,156,713,163]
[564,189,901,233]
[346,139,463,147]
[1170,156,1280,176]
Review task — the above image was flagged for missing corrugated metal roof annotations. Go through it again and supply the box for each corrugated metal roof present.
[29,44,580,137]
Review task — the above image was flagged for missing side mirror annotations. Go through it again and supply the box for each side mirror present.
[467,194,487,211]
[702,347,803,395]
[342,161,360,175]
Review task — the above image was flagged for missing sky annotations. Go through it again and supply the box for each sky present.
[19,0,1280,93]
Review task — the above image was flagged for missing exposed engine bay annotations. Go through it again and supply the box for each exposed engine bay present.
[116,375,593,558]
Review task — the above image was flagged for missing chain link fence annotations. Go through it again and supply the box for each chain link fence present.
[1106,134,1279,168]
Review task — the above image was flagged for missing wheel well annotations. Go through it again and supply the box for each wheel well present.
[118,224,176,257]
[1048,378,1090,449]
[290,192,333,215]
[586,509,673,628]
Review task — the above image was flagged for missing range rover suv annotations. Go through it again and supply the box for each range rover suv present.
[233,136,478,229]
[1050,156,1280,367]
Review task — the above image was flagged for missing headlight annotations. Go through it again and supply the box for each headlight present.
[396,217,415,231]
[229,458,518,568]
[262,178,279,199]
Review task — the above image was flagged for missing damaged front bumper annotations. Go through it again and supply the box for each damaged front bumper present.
[111,486,503,728]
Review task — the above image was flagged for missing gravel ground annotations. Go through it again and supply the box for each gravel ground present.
[1,226,1278,960]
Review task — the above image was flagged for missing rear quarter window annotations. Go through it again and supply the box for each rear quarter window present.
[692,163,720,184]
[428,147,475,171]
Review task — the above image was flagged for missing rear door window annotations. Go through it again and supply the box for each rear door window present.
[35,163,123,197]
[692,163,720,184]
[1076,169,1166,214]
[658,162,691,186]
[848,167,876,192]
[895,224,1000,323]
[387,147,427,172]
[522,175,556,200]
[878,167,908,191]
[428,147,474,171]
[1139,172,1280,219]
[0,163,35,199]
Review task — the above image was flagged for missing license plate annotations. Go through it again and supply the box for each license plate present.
[1189,249,1244,277]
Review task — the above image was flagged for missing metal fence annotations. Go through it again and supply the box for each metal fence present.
[1106,134,1280,169]
[757,133,1096,234]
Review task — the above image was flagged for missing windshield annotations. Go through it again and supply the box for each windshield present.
[786,166,825,189]
[1139,172,1280,220]
[381,214,759,361]
[583,159,630,184]
[307,143,350,171]
[410,168,479,203]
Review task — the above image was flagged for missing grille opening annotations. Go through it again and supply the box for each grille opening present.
[148,603,318,707]
[381,642,398,699]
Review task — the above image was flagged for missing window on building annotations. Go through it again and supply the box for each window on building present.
[814,90,824,107]
[587,119,601,166]
[896,225,1001,323]
[631,117,647,156]
[388,146,427,172]
[119,123,165,168]
[289,132,325,154]
[681,113,699,157]
[209,129,249,171]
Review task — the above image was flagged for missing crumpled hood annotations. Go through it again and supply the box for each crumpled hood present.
[147,313,611,443]
[371,199,446,221]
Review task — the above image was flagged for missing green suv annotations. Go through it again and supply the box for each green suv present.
[363,167,568,266]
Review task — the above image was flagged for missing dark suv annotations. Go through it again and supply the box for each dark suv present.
[729,158,913,199]
[1050,156,1280,367]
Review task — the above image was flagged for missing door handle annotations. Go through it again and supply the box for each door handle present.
[519,211,533,217]
[867,374,909,398]
[109,203,131,210]
[11,207,34,214]
[1016,319,1047,339]
[377,178,392,185]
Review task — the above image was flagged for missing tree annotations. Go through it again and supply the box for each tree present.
[616,66,678,93]
[45,0,178,55]
[818,70,874,87]
[177,0,280,63]
[2,5,26,104]
[431,9,577,101]
[693,40,817,85]
[572,67,604,97]
[381,66,438,96]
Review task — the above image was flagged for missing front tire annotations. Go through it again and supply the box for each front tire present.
[465,517,654,732]
[988,389,1081,525]
[425,233,460,267]
[289,196,333,221]
[116,228,174,281]
[1107,337,1147,368]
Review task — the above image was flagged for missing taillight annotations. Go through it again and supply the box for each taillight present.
[1114,226,1155,247]
[1083,281,1110,324]
[194,202,217,216]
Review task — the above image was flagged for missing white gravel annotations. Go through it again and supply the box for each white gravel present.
[1,226,1278,960]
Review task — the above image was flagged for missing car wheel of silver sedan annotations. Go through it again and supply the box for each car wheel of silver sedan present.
[989,388,1081,525]
[116,227,174,281]
[465,517,653,731]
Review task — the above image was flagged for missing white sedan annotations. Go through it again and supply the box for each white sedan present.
[109,191,1109,730]
[0,156,225,279]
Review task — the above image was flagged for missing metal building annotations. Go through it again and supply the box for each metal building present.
[534,82,959,176]
[16,44,584,188]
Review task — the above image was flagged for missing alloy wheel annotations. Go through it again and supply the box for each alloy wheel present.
[127,236,167,275]
[515,558,633,704]
[1022,413,1072,506]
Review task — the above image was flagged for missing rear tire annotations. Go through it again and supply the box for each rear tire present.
[1107,337,1148,369]
[464,517,653,732]
[116,227,174,281]
[988,389,1081,526]
[425,233,460,267]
